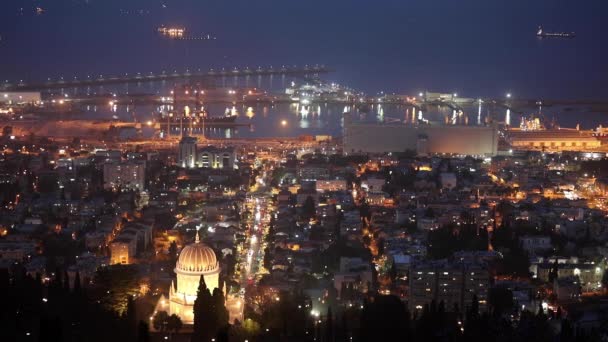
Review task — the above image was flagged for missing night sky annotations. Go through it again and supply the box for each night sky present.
[1,0,607,99]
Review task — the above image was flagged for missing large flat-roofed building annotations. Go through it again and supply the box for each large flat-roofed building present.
[506,129,601,152]
[343,115,498,156]
[1,92,42,105]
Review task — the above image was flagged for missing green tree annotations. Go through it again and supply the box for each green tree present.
[167,314,183,334]
[192,275,214,342]
[303,196,316,220]
[168,241,178,262]
[242,318,261,336]
[263,247,272,270]
[93,265,140,314]
[212,287,229,329]
[73,271,81,295]
[137,321,151,342]
[125,295,137,339]
[488,287,514,318]
[152,311,169,332]
[325,307,334,342]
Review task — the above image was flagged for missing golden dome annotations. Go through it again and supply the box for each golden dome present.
[176,232,218,273]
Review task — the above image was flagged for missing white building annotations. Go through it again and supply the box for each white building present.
[316,179,347,192]
[179,136,198,168]
[198,146,237,169]
[110,238,135,265]
[343,113,498,156]
[169,233,221,325]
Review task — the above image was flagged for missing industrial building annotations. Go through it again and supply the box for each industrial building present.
[343,114,498,156]
[506,129,601,152]
[0,92,41,105]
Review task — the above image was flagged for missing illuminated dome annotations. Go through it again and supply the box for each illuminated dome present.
[169,231,221,325]
[176,233,218,273]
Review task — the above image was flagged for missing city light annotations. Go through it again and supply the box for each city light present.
[2,5,605,341]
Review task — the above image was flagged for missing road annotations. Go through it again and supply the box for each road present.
[241,166,273,284]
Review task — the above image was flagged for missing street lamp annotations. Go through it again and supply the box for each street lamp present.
[506,93,512,99]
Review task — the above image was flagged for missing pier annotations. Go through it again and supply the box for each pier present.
[1,65,332,91]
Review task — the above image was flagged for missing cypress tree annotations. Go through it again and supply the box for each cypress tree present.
[340,282,347,300]
[213,287,229,330]
[192,275,213,342]
[73,271,81,295]
[63,270,70,292]
[136,321,151,342]
[324,307,334,342]
[126,295,137,339]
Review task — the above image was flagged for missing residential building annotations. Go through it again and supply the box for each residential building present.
[103,160,146,191]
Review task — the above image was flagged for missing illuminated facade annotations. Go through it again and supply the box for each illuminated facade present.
[178,136,198,168]
[110,239,134,265]
[198,146,237,169]
[507,129,601,151]
[343,114,498,157]
[158,26,186,38]
[315,179,348,192]
[169,232,220,325]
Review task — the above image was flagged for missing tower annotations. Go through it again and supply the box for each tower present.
[178,136,197,168]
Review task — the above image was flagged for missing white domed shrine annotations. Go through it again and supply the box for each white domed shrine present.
[169,231,220,325]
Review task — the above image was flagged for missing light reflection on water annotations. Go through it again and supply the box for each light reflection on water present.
[77,99,608,138]
[50,79,608,139]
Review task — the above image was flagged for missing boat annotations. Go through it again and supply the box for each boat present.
[537,26,575,38]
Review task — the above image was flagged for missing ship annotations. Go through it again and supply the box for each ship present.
[536,26,575,38]
[157,26,186,39]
